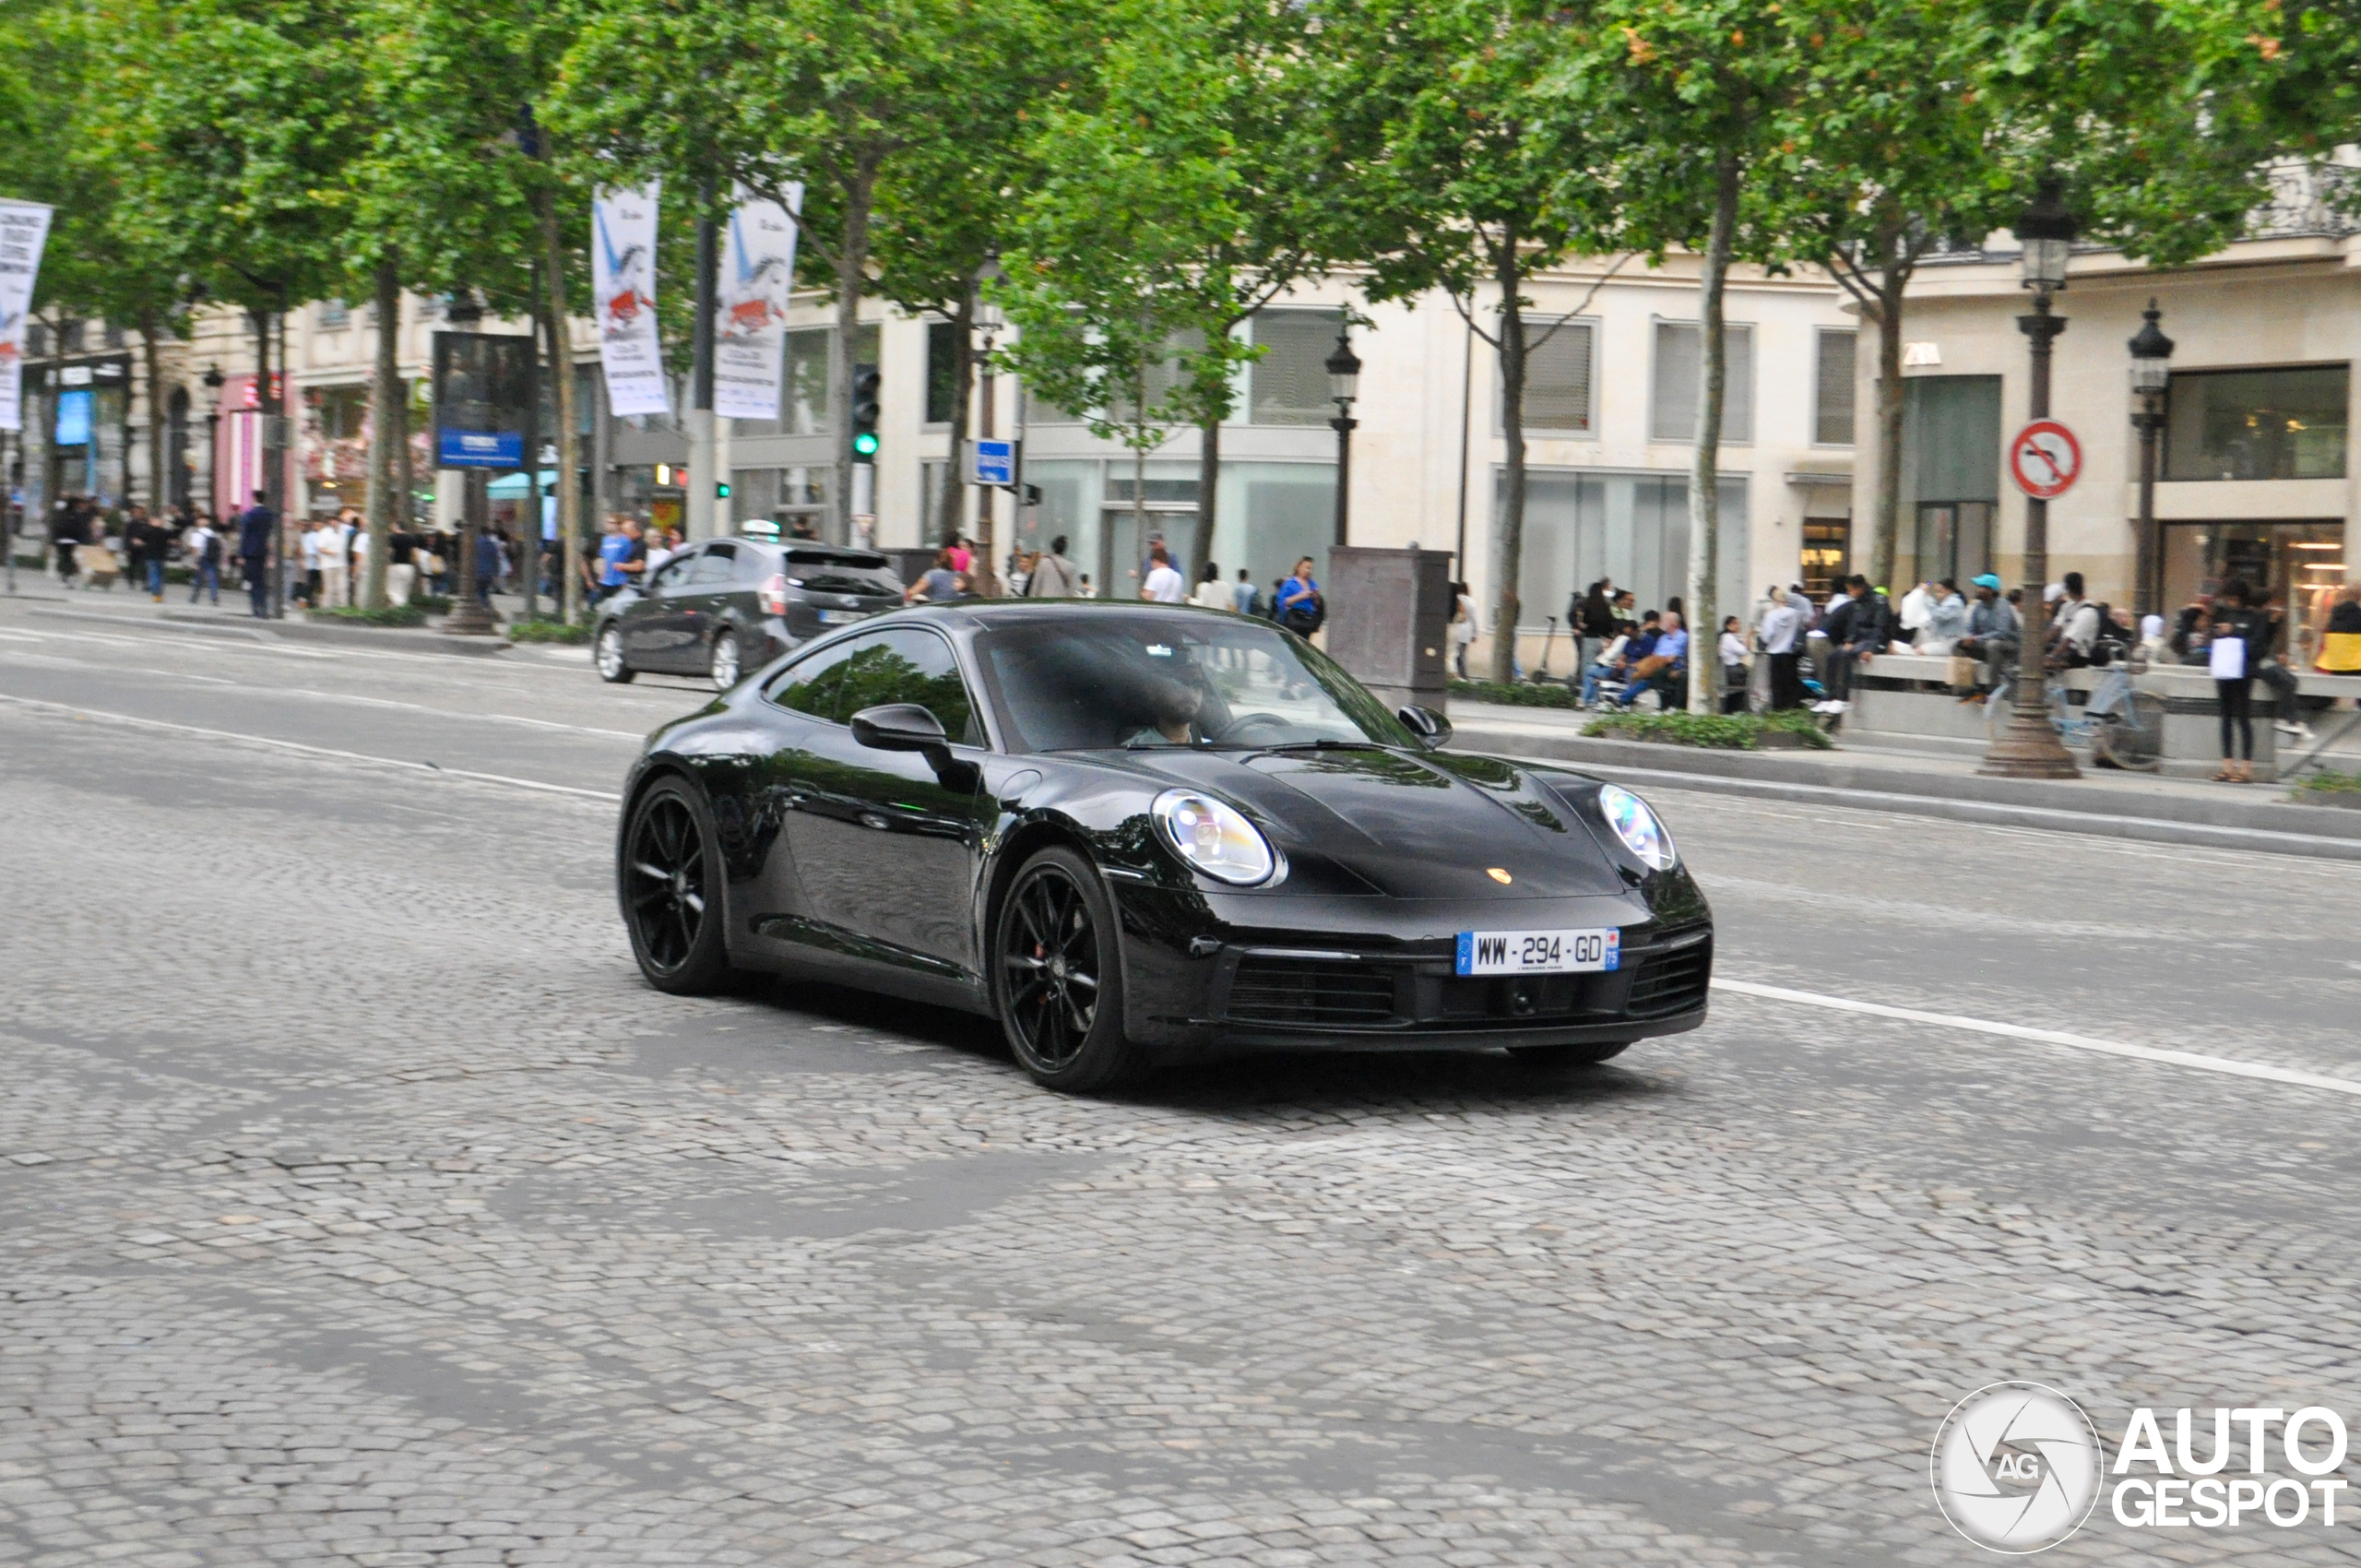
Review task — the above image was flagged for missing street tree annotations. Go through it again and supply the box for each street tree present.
[1328,0,1628,682]
[1002,0,1350,587]
[82,0,364,591]
[362,0,595,616]
[1570,0,1821,711]
[560,0,1007,541]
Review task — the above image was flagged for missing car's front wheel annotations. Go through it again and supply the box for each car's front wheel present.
[596,624,635,683]
[619,776,734,993]
[708,631,742,690]
[1509,1039,1633,1071]
[993,847,1134,1092]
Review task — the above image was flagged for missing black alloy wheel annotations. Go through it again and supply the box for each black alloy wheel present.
[1508,1039,1634,1071]
[708,631,742,690]
[995,848,1133,1091]
[620,777,732,992]
[596,624,635,683]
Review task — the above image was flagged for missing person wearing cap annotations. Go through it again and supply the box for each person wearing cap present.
[1953,573,2021,702]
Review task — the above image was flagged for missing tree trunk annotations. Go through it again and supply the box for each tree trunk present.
[539,189,585,624]
[831,157,881,543]
[1868,262,1907,597]
[1489,240,1526,684]
[363,257,400,610]
[1195,411,1219,590]
[137,314,166,517]
[1686,151,1739,713]
[934,288,975,548]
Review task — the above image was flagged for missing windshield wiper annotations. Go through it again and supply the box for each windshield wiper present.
[1243,738,1383,753]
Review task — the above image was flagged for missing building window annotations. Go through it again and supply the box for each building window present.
[1506,321,1596,435]
[102,322,125,350]
[1901,374,2002,584]
[25,323,44,358]
[1650,321,1754,444]
[1814,329,1857,445]
[59,320,84,354]
[1247,310,1345,425]
[317,299,349,329]
[925,321,959,426]
[2165,365,2348,481]
[1507,470,1750,630]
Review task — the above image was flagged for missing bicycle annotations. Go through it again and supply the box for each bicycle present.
[1986,656,2165,770]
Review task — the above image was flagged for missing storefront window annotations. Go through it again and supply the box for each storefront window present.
[2163,519,2345,659]
[2165,366,2347,481]
[1509,470,1749,632]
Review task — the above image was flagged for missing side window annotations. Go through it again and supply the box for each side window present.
[834,628,982,745]
[762,636,868,723]
[689,543,737,585]
[646,551,698,594]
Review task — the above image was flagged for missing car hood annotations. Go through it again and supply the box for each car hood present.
[1101,745,1624,899]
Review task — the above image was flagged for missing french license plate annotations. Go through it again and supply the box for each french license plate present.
[815,609,863,624]
[1455,928,1619,976]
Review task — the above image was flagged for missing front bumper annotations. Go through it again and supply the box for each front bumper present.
[1112,885,1711,1052]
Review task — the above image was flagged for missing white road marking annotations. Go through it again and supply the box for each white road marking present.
[1714,977,2361,1100]
[0,694,622,802]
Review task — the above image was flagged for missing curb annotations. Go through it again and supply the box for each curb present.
[24,604,515,658]
[1450,724,2361,861]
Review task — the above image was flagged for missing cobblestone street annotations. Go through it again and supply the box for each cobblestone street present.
[4,607,2360,1565]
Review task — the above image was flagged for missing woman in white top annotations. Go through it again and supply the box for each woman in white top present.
[1191,560,1232,612]
[1717,615,1750,714]
[1450,581,1477,676]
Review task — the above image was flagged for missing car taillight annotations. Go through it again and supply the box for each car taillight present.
[760,573,788,615]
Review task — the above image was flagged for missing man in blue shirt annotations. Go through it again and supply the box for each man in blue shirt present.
[235,490,276,618]
[592,517,645,601]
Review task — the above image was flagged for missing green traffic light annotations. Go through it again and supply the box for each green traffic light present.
[852,432,879,457]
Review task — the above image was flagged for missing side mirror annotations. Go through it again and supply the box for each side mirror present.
[1397,704,1452,749]
[850,703,977,792]
[851,702,948,754]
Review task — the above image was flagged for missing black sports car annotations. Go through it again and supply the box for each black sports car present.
[615,600,1711,1091]
[593,538,905,689]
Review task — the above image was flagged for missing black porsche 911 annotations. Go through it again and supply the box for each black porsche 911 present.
[615,600,1712,1091]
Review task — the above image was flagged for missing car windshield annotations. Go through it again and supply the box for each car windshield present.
[978,612,1416,754]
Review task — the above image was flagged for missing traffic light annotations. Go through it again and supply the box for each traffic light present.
[851,363,881,459]
[716,480,731,499]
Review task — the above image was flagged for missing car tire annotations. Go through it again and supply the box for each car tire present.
[596,624,635,683]
[992,847,1135,1093]
[1508,1039,1633,1070]
[708,630,742,690]
[619,776,735,994]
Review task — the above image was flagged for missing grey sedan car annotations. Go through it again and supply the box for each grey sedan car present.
[594,539,906,687]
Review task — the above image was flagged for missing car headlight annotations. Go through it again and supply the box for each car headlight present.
[1598,784,1677,871]
[1153,789,1278,885]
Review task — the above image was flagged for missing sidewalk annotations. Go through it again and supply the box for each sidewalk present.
[1447,699,2361,861]
[0,579,570,659]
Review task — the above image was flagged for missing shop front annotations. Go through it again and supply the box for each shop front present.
[2162,518,2346,659]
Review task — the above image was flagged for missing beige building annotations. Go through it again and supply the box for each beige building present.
[18,256,1861,657]
[1855,167,2360,653]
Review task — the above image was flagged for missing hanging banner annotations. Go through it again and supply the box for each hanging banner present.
[0,200,54,434]
[591,183,669,418]
[713,180,802,422]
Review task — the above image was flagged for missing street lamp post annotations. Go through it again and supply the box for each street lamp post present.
[1326,326,1360,548]
[442,291,500,636]
[974,260,1006,593]
[2128,300,2175,617]
[1981,180,2083,779]
[202,364,224,523]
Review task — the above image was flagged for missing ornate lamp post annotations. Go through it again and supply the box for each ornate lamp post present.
[1981,179,2082,779]
[442,291,500,636]
[2128,301,2174,616]
[973,258,1007,591]
[1325,326,1361,548]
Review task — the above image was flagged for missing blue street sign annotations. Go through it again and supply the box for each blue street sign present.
[437,429,523,469]
[970,438,1015,487]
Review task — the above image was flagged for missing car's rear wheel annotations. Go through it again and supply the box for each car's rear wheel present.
[596,624,635,683]
[708,631,742,690]
[620,777,733,993]
[994,848,1134,1092]
[1509,1039,1633,1070]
